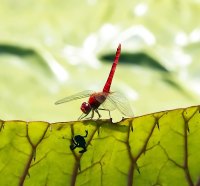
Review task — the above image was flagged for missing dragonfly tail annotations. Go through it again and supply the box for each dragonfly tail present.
[103,44,121,93]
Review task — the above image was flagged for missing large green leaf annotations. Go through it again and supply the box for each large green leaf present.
[0,105,200,185]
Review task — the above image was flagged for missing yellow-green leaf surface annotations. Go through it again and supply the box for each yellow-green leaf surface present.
[0,105,200,186]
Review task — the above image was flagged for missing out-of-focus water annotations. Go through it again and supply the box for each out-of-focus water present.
[0,0,200,122]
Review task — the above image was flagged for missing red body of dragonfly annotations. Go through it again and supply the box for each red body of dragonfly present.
[55,44,133,120]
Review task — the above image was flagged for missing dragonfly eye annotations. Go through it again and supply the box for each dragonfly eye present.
[80,102,91,114]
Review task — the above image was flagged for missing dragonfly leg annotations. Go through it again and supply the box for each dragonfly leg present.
[98,108,111,119]
[91,109,94,119]
[78,112,89,120]
[85,109,94,120]
[95,109,101,119]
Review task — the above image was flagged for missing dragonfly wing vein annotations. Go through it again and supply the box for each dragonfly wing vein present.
[55,90,94,104]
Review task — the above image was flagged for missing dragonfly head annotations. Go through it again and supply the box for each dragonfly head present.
[80,102,92,114]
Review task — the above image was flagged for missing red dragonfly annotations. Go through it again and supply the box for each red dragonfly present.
[55,44,133,120]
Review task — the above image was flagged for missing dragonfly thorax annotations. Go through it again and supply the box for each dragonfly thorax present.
[80,102,92,114]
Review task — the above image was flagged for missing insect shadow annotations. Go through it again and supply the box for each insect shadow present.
[70,130,88,153]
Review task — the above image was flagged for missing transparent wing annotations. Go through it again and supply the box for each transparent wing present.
[55,90,94,105]
[100,96,117,111]
[106,92,134,117]
[93,92,116,110]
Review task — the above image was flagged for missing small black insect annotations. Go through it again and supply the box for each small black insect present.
[70,130,88,153]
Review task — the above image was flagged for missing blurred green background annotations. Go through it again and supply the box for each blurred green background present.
[0,0,200,122]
